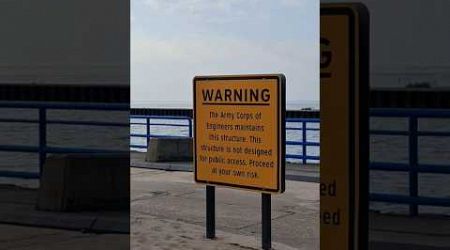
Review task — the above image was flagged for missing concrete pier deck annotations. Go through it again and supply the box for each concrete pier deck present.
[130,151,450,250]
[130,167,450,250]
[131,168,319,250]
[1,154,449,249]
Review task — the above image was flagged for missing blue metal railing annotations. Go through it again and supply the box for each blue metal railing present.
[285,118,320,163]
[369,108,450,216]
[130,115,192,149]
[2,104,447,214]
[129,109,450,216]
[129,115,320,163]
[0,101,129,179]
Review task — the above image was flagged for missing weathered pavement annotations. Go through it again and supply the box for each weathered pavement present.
[0,183,129,250]
[131,168,320,250]
[130,165,450,250]
[2,164,448,249]
[0,224,129,250]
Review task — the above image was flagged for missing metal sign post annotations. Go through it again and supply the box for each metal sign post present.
[261,193,271,249]
[206,185,215,239]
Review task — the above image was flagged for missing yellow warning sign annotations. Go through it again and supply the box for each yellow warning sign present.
[193,74,285,193]
[321,3,369,250]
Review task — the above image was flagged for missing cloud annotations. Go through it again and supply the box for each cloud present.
[131,0,319,105]
[131,33,318,104]
[279,0,309,7]
[136,0,271,25]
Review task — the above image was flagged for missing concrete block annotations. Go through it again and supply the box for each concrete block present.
[37,153,129,212]
[145,138,193,162]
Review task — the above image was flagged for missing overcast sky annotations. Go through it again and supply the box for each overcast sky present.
[131,0,319,107]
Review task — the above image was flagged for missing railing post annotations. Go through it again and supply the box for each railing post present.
[188,118,193,137]
[302,121,307,164]
[38,108,47,175]
[146,117,150,148]
[409,115,418,216]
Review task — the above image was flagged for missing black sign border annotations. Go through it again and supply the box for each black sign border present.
[193,74,286,193]
[321,3,369,250]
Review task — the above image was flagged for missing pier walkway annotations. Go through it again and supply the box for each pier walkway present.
[1,163,449,249]
[131,152,450,250]
[131,167,319,250]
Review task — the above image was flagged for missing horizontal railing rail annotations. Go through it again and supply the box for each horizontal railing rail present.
[130,115,192,149]
[285,118,320,163]
[5,104,447,215]
[129,115,320,163]
[0,101,129,179]
[130,108,450,216]
[369,108,450,216]
[8,101,448,216]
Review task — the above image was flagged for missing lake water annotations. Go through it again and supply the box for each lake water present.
[1,106,450,215]
[130,117,320,164]
[130,101,320,163]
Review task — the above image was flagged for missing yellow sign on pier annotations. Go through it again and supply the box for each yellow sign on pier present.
[194,74,285,193]
[321,3,369,250]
